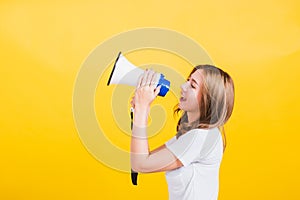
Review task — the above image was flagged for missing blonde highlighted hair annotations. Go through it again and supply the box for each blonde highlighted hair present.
[175,65,235,151]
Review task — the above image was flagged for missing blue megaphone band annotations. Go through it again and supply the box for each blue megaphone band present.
[157,74,170,97]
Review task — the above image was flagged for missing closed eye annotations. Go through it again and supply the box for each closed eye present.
[188,78,198,89]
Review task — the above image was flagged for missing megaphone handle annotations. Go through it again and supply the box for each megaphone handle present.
[130,107,134,130]
[131,169,138,185]
[130,107,138,185]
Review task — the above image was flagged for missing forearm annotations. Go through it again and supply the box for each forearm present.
[130,106,182,173]
[130,105,150,171]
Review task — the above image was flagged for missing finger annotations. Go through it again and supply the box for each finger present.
[145,69,155,88]
[131,96,135,107]
[155,72,161,86]
[154,85,162,96]
[137,70,146,88]
[144,69,152,86]
[149,72,160,89]
[148,70,156,86]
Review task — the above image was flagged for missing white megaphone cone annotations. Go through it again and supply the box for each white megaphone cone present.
[107,52,170,97]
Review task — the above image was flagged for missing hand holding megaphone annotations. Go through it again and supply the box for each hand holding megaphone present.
[131,69,162,109]
[107,52,170,97]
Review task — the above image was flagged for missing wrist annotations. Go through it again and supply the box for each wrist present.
[133,105,150,127]
[134,104,150,114]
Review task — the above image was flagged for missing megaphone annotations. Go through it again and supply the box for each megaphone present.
[107,52,170,97]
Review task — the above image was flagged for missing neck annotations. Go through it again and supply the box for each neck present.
[187,111,200,124]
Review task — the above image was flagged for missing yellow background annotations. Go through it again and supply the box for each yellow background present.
[1,0,300,199]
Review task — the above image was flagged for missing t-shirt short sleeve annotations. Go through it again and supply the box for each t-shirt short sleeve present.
[165,136,177,146]
[165,129,209,166]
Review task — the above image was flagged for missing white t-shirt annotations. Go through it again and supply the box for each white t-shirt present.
[165,128,223,200]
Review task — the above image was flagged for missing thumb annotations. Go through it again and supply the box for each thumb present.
[154,85,162,96]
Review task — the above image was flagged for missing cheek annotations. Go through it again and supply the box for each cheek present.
[196,85,203,101]
[193,90,202,109]
[197,91,201,103]
[189,91,201,108]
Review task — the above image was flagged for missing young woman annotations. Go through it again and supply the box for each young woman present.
[130,65,235,200]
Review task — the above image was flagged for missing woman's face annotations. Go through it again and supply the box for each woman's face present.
[179,69,204,113]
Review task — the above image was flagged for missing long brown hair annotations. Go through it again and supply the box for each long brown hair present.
[174,65,235,152]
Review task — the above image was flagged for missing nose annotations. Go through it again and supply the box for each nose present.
[181,81,188,92]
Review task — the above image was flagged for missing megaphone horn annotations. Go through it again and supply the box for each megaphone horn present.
[107,52,170,97]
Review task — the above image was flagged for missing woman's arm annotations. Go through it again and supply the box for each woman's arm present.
[150,144,166,155]
[130,70,183,173]
[131,107,183,173]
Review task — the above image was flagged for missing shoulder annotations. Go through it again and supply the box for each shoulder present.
[180,128,221,148]
[181,127,219,138]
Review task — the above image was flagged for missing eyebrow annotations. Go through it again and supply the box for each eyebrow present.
[190,78,199,86]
